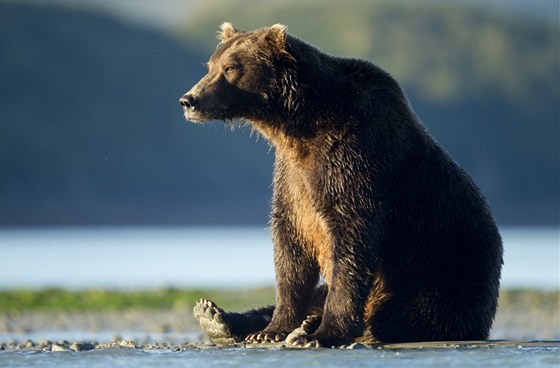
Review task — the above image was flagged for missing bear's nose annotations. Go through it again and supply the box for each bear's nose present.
[179,94,198,109]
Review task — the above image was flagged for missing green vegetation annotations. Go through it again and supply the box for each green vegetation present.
[0,288,275,314]
[498,288,560,312]
[0,288,556,314]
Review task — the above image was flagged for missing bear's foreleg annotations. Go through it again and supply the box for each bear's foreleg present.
[292,232,375,347]
[246,218,320,343]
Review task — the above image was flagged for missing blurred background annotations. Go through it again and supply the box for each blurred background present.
[0,0,558,280]
[0,0,558,343]
[1,0,558,227]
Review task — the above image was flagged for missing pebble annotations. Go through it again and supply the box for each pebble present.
[0,338,558,352]
[347,343,368,349]
[70,342,96,351]
[51,343,71,352]
[118,339,137,349]
[0,338,213,352]
[39,340,52,347]
[97,342,118,349]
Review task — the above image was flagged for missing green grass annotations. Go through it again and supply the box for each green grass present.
[0,287,275,314]
[0,288,556,314]
[498,288,560,311]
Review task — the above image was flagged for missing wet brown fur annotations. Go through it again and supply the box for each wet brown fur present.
[181,23,503,346]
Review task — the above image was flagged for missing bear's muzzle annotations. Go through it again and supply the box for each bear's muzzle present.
[179,94,198,111]
[180,93,210,123]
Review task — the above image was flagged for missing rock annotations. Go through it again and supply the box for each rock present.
[23,339,35,348]
[96,342,118,349]
[70,341,95,351]
[347,343,368,349]
[118,339,137,349]
[38,340,52,348]
[6,340,17,350]
[51,343,71,352]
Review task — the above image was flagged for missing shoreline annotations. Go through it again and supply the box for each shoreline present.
[1,288,558,349]
[1,338,559,352]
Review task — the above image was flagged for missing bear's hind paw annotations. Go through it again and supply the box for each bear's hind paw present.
[193,298,239,345]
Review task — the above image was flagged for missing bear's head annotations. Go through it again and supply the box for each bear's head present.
[180,23,294,124]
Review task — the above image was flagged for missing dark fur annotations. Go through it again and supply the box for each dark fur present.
[180,23,503,346]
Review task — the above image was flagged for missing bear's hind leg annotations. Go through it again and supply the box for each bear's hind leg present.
[367,288,496,342]
[193,299,273,345]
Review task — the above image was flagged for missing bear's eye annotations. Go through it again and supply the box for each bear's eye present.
[224,65,237,73]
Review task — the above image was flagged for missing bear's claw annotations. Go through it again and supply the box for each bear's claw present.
[245,332,286,343]
[291,338,321,348]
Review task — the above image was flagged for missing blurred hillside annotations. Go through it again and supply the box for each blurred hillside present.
[0,2,273,225]
[0,1,558,226]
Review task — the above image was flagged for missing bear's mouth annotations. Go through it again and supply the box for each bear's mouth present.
[183,106,211,123]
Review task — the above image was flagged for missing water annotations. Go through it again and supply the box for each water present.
[1,346,559,368]
[0,226,558,289]
[0,227,275,289]
[0,226,558,367]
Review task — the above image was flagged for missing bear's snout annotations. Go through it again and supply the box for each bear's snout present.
[179,94,198,111]
[180,93,210,123]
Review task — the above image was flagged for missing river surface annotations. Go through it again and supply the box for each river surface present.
[0,226,558,290]
[1,345,559,368]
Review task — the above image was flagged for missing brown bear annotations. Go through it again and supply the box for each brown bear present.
[180,23,503,347]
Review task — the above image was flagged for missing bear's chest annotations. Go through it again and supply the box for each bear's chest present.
[278,155,334,283]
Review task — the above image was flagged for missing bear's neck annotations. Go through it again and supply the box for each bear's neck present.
[287,37,345,107]
[250,37,350,150]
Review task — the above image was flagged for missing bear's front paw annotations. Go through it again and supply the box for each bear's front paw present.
[290,336,322,348]
[290,331,345,348]
[245,331,286,343]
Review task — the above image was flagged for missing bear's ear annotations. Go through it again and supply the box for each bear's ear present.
[218,22,243,42]
[264,23,288,51]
